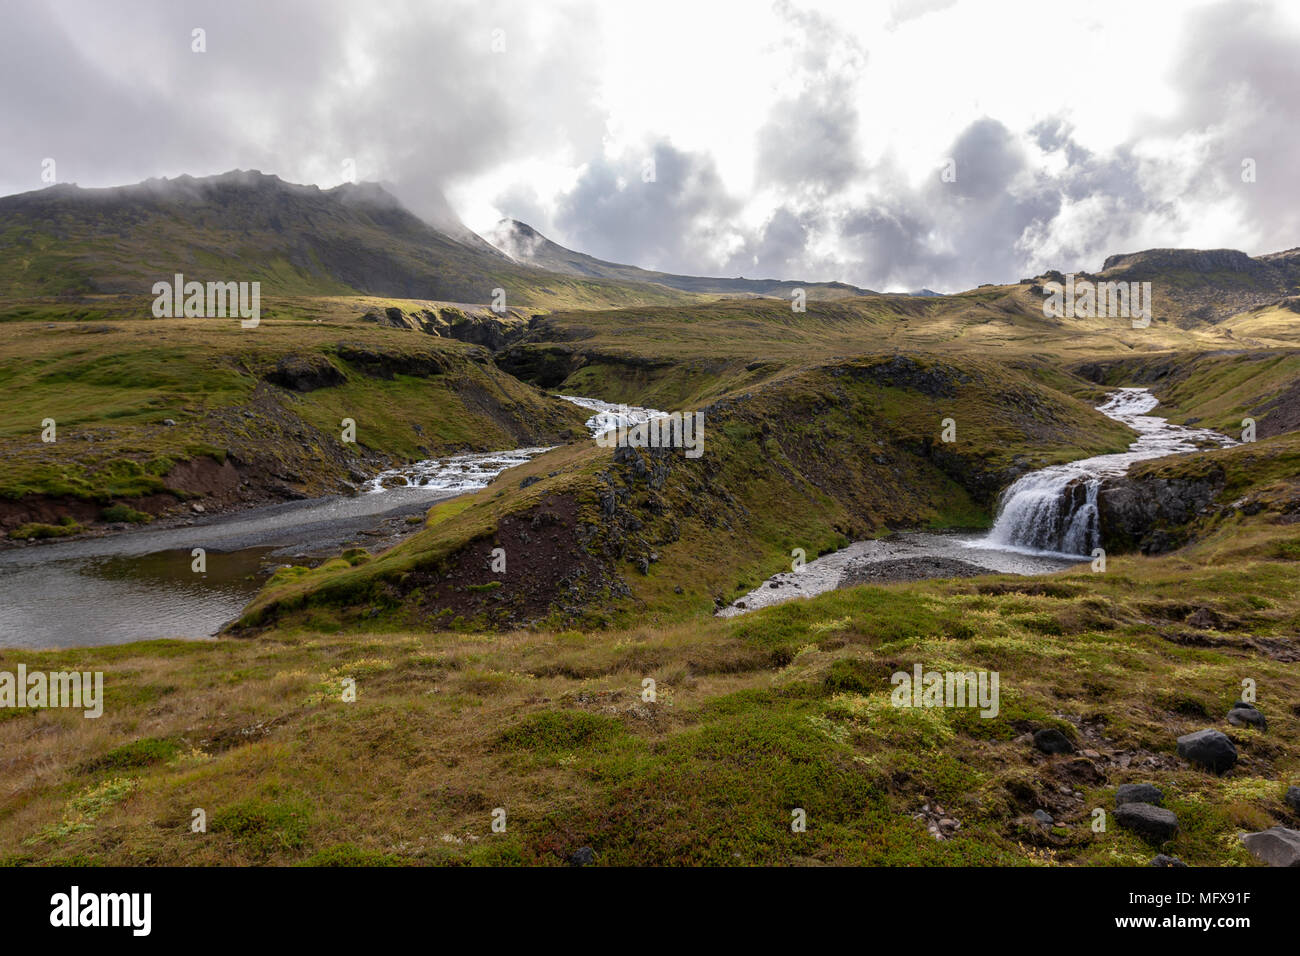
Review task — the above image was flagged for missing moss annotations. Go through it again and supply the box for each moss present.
[210,799,312,859]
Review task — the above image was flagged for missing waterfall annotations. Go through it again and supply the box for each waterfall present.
[983,469,1103,555]
[976,388,1235,557]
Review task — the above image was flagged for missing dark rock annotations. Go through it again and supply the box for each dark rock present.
[335,344,447,380]
[520,475,541,489]
[1287,786,1300,815]
[1240,826,1300,867]
[1115,802,1179,843]
[567,846,595,867]
[1176,728,1238,773]
[263,353,347,391]
[1033,728,1076,755]
[1149,854,1187,867]
[1227,705,1266,731]
[1116,783,1164,807]
[1033,809,1054,826]
[1096,471,1224,554]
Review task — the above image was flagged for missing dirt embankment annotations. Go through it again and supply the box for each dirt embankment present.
[0,454,242,533]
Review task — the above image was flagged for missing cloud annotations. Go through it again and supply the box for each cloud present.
[2,0,1298,292]
[551,141,742,275]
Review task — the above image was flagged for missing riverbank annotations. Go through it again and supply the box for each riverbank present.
[0,314,591,544]
[0,397,662,650]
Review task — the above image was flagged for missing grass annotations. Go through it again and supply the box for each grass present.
[0,304,589,512]
[2,510,1297,865]
[2,264,1299,866]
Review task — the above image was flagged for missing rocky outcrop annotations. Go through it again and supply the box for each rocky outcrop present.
[263,353,348,391]
[362,304,533,350]
[1097,469,1224,554]
[334,343,453,378]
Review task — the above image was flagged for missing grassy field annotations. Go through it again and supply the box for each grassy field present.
[2,499,1296,866]
[496,290,1258,409]
[2,283,1298,867]
[0,302,589,534]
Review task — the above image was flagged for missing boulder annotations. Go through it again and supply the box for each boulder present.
[1115,802,1179,843]
[1116,783,1164,807]
[1240,827,1300,867]
[567,846,596,867]
[1033,809,1054,826]
[1286,786,1300,815]
[1176,728,1238,774]
[1033,728,1076,755]
[1149,854,1187,867]
[1227,705,1266,731]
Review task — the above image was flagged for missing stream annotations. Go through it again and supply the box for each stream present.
[718,388,1233,617]
[3,388,1226,645]
[0,396,660,649]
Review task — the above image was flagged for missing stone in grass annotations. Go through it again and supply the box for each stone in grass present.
[1239,827,1300,867]
[1115,802,1179,844]
[1287,786,1300,815]
[1227,705,1266,731]
[567,846,595,867]
[1176,728,1238,774]
[1033,728,1076,755]
[1116,783,1164,807]
[1033,809,1054,826]
[1149,854,1187,867]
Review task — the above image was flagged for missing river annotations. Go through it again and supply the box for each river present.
[0,396,660,649]
[4,388,1225,644]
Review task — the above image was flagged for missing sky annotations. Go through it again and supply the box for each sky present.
[2,0,1298,292]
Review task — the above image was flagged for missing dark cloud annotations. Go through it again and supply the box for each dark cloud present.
[1160,0,1300,251]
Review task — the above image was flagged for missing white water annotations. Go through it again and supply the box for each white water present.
[972,388,1234,557]
[361,395,666,493]
[555,394,667,437]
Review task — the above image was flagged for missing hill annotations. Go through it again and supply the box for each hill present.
[0,171,693,310]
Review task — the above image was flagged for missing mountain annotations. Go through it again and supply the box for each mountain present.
[0,171,690,309]
[488,218,875,299]
[1085,247,1300,326]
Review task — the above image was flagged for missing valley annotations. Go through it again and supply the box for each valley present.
[1,172,1298,869]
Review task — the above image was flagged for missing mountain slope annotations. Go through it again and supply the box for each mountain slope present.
[0,171,693,310]
[1070,247,1300,327]
[489,218,876,299]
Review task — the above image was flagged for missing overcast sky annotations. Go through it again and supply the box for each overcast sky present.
[2,0,1298,292]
